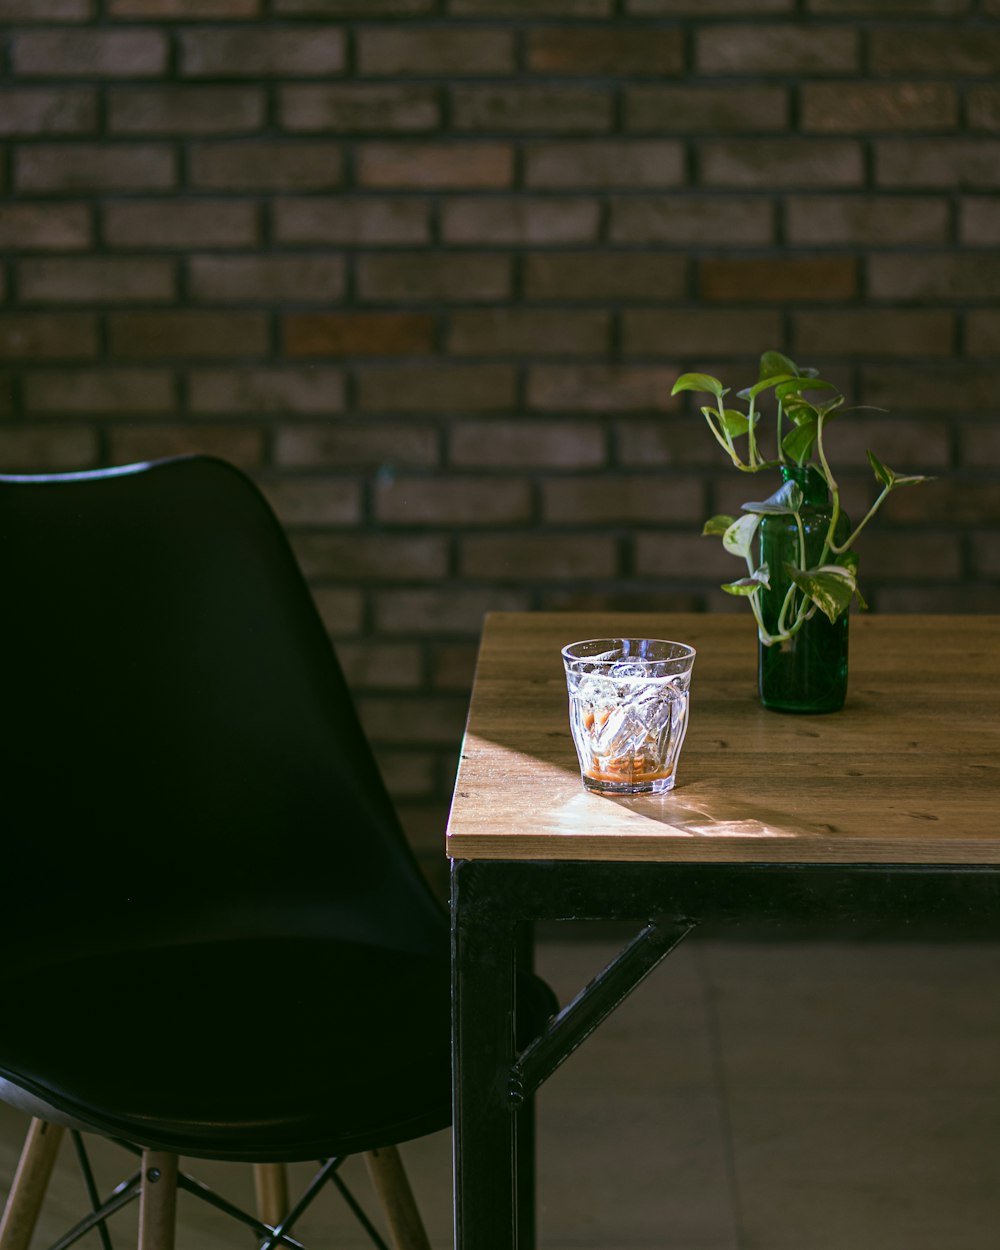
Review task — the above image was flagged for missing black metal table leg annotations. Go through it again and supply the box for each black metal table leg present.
[452,861,522,1250]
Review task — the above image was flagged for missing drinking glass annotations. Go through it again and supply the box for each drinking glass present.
[561,638,696,795]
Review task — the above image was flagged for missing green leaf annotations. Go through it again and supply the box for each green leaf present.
[741,479,803,516]
[717,406,756,438]
[867,449,934,490]
[722,565,771,597]
[702,514,735,537]
[775,377,838,402]
[782,397,819,426]
[759,351,799,380]
[786,563,856,625]
[736,374,795,402]
[722,512,762,558]
[781,419,818,465]
[672,372,727,399]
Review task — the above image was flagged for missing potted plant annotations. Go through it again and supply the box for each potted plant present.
[671,351,931,713]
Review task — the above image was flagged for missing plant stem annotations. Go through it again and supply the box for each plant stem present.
[829,485,892,554]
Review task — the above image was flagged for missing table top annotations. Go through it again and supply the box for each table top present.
[445,612,1000,865]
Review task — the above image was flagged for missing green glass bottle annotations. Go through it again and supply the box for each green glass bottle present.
[757,464,850,714]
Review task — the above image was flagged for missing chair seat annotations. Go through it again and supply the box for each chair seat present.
[0,937,553,1163]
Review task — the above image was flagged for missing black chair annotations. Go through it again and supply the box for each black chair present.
[0,456,556,1250]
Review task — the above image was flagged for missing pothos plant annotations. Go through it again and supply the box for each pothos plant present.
[671,351,932,647]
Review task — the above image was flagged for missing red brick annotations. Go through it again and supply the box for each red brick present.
[528,366,677,412]
[615,416,722,468]
[0,204,90,250]
[451,419,605,469]
[110,0,258,11]
[373,587,530,636]
[634,532,738,579]
[358,29,513,75]
[966,312,1000,354]
[17,144,175,193]
[869,254,1000,299]
[19,257,175,303]
[292,534,447,581]
[358,364,516,412]
[793,310,955,357]
[108,425,264,470]
[311,586,363,639]
[784,195,948,244]
[872,478,1000,526]
[24,368,174,414]
[810,0,968,11]
[280,85,438,132]
[103,201,258,249]
[622,310,782,357]
[460,534,616,580]
[275,0,430,10]
[630,0,789,9]
[357,143,512,189]
[375,477,532,525]
[258,476,361,527]
[0,314,97,360]
[189,142,342,191]
[442,197,599,244]
[338,643,423,691]
[370,749,438,799]
[525,141,683,188]
[189,368,345,414]
[179,27,344,76]
[525,253,686,300]
[527,27,683,74]
[272,196,430,245]
[358,253,510,301]
[275,423,439,469]
[816,416,950,470]
[875,140,1000,188]
[454,0,608,10]
[448,309,609,356]
[189,255,344,303]
[0,427,97,471]
[358,695,469,747]
[869,28,1000,75]
[430,644,478,691]
[109,312,268,358]
[701,139,863,187]
[609,196,773,245]
[626,85,787,132]
[0,0,92,15]
[697,25,859,74]
[108,87,264,134]
[13,30,167,77]
[543,476,703,523]
[284,313,435,357]
[802,83,957,132]
[0,89,96,135]
[968,88,1000,131]
[854,532,960,581]
[861,363,1000,411]
[700,257,857,302]
[959,421,1000,467]
[451,86,611,133]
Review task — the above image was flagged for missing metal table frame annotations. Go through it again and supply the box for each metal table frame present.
[451,857,1000,1250]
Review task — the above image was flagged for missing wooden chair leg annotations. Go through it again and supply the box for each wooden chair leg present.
[252,1164,289,1228]
[137,1150,177,1250]
[0,1118,65,1250]
[363,1145,432,1250]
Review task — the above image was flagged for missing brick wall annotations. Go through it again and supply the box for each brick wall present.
[2,0,998,881]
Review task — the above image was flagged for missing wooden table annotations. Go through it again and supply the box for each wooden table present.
[447,612,1000,1250]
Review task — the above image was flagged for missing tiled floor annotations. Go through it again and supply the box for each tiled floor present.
[4,935,1000,1250]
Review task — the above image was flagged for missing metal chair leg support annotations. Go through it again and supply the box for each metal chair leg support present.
[137,1152,177,1250]
[69,1132,114,1250]
[364,1147,431,1250]
[0,1118,65,1250]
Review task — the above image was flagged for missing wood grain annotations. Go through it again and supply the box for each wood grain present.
[445,613,1000,864]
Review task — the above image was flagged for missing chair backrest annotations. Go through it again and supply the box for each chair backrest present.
[0,456,447,972]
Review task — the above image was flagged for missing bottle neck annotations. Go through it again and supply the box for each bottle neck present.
[781,463,829,507]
